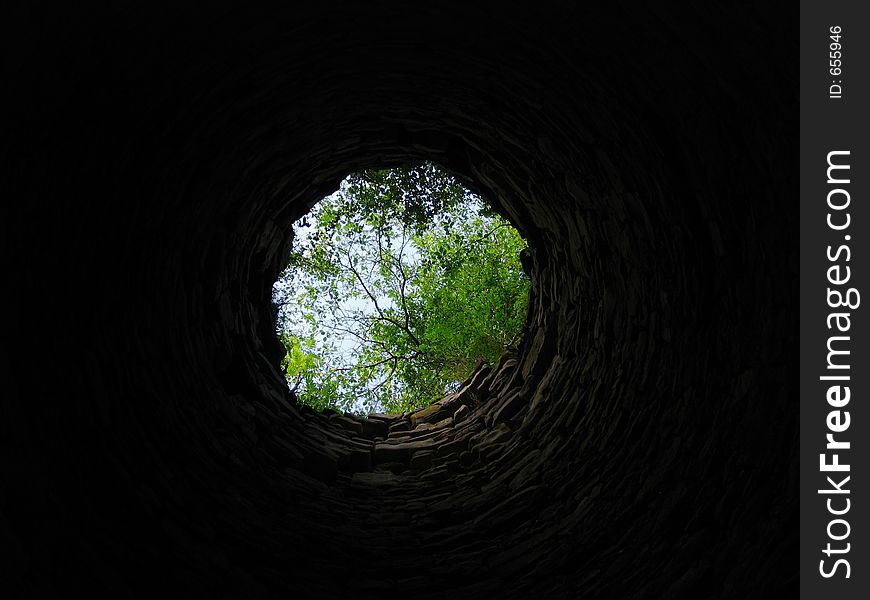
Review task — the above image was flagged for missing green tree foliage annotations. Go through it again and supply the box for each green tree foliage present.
[272,163,530,414]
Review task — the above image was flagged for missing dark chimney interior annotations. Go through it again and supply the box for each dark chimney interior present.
[3,2,797,598]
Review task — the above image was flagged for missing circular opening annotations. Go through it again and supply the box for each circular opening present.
[271,162,531,415]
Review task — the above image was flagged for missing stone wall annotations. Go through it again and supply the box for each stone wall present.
[2,2,797,598]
